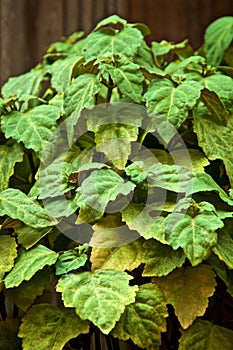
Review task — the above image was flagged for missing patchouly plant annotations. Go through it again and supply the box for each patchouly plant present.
[0,15,233,350]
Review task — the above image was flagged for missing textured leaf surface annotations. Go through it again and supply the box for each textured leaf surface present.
[213,221,233,269]
[6,269,50,311]
[0,318,21,350]
[90,238,145,271]
[0,189,56,228]
[56,270,138,334]
[205,16,233,66]
[0,143,24,192]
[4,245,58,288]
[179,319,233,350]
[112,284,168,350]
[153,265,216,329]
[0,236,17,280]
[142,240,186,277]
[55,249,87,275]
[165,203,224,265]
[1,105,60,154]
[18,304,89,350]
[145,78,202,128]
[64,73,101,117]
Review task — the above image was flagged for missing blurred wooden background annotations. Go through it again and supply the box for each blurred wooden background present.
[0,0,232,85]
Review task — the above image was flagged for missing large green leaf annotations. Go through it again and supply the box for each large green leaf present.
[0,143,24,192]
[1,105,60,154]
[90,238,145,271]
[145,78,202,128]
[0,188,56,228]
[56,270,138,334]
[112,283,168,350]
[0,236,17,281]
[165,202,224,265]
[179,319,233,350]
[6,269,50,311]
[142,240,186,277]
[76,169,135,212]
[51,56,84,92]
[64,73,101,118]
[193,114,233,186]
[0,318,21,350]
[101,59,144,103]
[82,27,143,61]
[4,245,58,288]
[1,68,44,98]
[153,265,216,329]
[204,16,233,66]
[18,304,89,350]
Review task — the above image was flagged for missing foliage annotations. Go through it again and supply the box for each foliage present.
[0,14,233,350]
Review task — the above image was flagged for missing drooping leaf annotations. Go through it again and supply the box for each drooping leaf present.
[142,240,186,277]
[0,318,21,350]
[18,304,89,350]
[200,88,229,125]
[93,15,127,31]
[204,16,233,66]
[0,188,56,228]
[0,236,17,281]
[64,73,101,118]
[208,254,233,297]
[165,202,224,265]
[1,105,60,154]
[152,39,192,58]
[0,143,24,192]
[112,283,168,350]
[90,238,145,271]
[1,68,44,98]
[6,269,51,311]
[56,270,138,334]
[153,265,216,329]
[55,249,88,275]
[4,245,58,288]
[15,225,53,249]
[179,319,233,350]
[213,220,233,269]
[145,78,202,128]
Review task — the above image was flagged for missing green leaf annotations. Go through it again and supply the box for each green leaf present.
[142,240,186,277]
[94,123,138,168]
[15,225,53,249]
[1,105,60,154]
[55,249,88,275]
[6,269,50,311]
[51,56,84,92]
[145,78,202,128]
[165,202,223,265]
[112,283,168,350]
[76,169,135,212]
[56,270,138,334]
[200,88,229,125]
[179,319,233,350]
[193,114,233,186]
[0,188,56,228]
[1,68,44,98]
[4,245,58,288]
[152,39,192,58]
[205,16,233,66]
[0,236,17,281]
[18,304,89,350]
[90,238,145,271]
[0,318,21,350]
[101,59,144,103]
[0,143,24,192]
[94,15,127,31]
[64,73,101,119]
[153,265,216,329]
[82,27,143,61]
[213,220,233,269]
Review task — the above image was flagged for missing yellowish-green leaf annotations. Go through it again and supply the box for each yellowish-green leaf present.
[153,265,216,329]
[18,304,89,350]
[56,270,138,334]
[0,236,17,281]
[112,283,168,350]
[4,245,58,288]
[179,319,233,350]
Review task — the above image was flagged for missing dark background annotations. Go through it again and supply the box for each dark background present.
[0,0,232,85]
